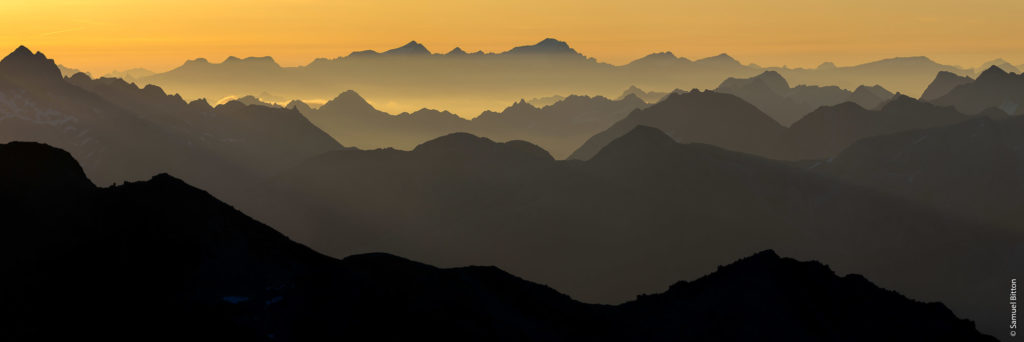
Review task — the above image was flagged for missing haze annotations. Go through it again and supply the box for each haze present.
[4,0,1023,75]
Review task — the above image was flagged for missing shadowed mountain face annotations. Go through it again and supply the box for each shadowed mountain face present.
[294,90,647,158]
[931,66,1024,115]
[920,71,974,102]
[813,115,1024,229]
[240,127,1019,339]
[715,71,894,126]
[131,40,971,115]
[569,91,786,160]
[0,46,342,201]
[571,92,974,161]
[1,141,995,341]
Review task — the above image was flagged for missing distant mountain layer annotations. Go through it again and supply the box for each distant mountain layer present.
[128,39,973,115]
[930,66,1024,115]
[569,91,971,161]
[0,46,343,201]
[241,126,1019,339]
[292,89,648,158]
[814,115,1024,228]
[715,71,895,126]
[0,141,996,341]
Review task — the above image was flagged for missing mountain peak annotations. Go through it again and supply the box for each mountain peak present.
[385,41,431,55]
[447,47,467,55]
[0,45,63,83]
[504,38,578,55]
[978,65,1009,80]
[321,90,377,113]
[413,132,553,162]
[697,53,739,65]
[0,141,95,193]
[590,125,678,161]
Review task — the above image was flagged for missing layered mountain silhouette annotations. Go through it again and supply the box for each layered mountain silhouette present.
[714,71,894,125]
[1,141,995,341]
[814,115,1024,229]
[930,66,1024,115]
[0,46,342,201]
[243,126,1019,339]
[571,91,977,161]
[921,71,974,101]
[291,89,646,158]
[130,40,971,115]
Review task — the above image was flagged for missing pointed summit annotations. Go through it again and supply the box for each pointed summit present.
[320,90,377,113]
[697,53,740,65]
[447,47,467,55]
[0,45,63,83]
[385,41,431,55]
[504,38,579,55]
[978,65,1009,80]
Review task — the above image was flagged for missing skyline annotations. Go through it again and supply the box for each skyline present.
[3,0,1022,75]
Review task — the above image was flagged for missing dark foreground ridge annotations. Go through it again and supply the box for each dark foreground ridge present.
[0,141,993,341]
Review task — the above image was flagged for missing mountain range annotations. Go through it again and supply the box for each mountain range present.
[715,71,895,126]
[0,140,997,341]
[109,39,995,116]
[569,90,977,161]
[0,46,343,200]
[238,125,1020,339]
[290,89,647,158]
[929,65,1024,115]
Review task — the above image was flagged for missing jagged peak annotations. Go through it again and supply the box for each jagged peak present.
[447,47,467,55]
[977,65,1010,80]
[384,40,431,55]
[503,38,579,55]
[0,45,63,82]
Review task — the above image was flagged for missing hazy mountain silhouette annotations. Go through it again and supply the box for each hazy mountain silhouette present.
[572,91,975,161]
[103,67,156,83]
[920,71,974,102]
[243,126,1019,339]
[814,115,1024,229]
[976,58,1020,74]
[0,46,343,203]
[931,66,1024,115]
[294,89,646,158]
[2,141,995,341]
[714,71,894,125]
[569,91,786,160]
[526,94,566,107]
[617,85,675,103]
[128,40,971,115]
[781,95,970,160]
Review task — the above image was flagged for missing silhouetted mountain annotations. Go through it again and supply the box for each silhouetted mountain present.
[2,141,995,341]
[526,94,565,107]
[782,95,968,160]
[617,85,674,103]
[235,95,283,108]
[103,67,155,82]
[715,71,894,125]
[920,71,974,102]
[57,64,89,78]
[130,39,971,116]
[570,90,786,160]
[295,89,646,158]
[976,58,1020,75]
[814,115,1024,229]
[0,45,63,84]
[931,66,1024,115]
[248,127,1017,339]
[503,38,581,56]
[0,46,342,205]
[573,92,973,161]
[385,40,432,55]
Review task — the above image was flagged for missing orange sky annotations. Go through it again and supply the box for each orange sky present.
[2,0,1021,75]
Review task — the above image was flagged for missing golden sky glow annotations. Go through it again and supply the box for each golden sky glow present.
[2,0,1022,75]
